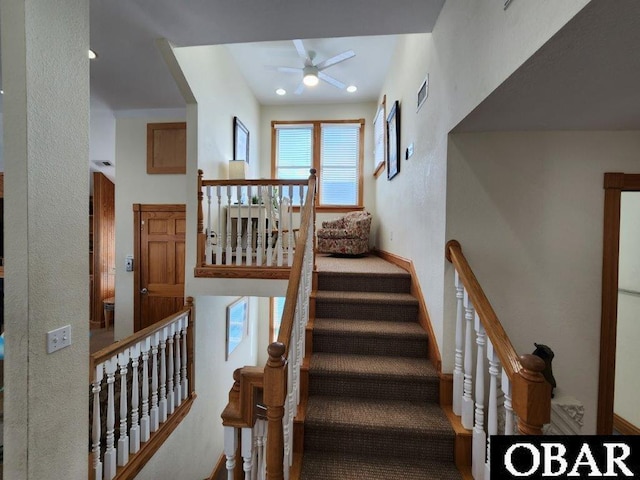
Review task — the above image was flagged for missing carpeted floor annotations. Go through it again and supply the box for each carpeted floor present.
[301,254,462,479]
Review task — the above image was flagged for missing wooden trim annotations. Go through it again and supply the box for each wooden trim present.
[133,204,142,332]
[439,373,453,407]
[209,453,226,480]
[0,172,4,197]
[598,172,640,434]
[146,122,186,174]
[613,413,640,435]
[442,405,472,469]
[92,173,115,329]
[194,266,292,279]
[201,179,308,188]
[373,248,442,371]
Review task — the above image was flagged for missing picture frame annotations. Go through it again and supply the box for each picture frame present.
[387,100,400,181]
[226,296,248,360]
[233,116,250,164]
[373,95,387,178]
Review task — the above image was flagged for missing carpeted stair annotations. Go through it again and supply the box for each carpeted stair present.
[301,256,462,479]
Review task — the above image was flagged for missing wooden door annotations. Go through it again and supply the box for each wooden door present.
[135,204,186,331]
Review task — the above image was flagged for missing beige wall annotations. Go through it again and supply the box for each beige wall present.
[446,131,640,433]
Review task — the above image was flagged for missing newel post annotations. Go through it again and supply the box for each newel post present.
[197,169,205,266]
[512,354,552,435]
[264,342,287,480]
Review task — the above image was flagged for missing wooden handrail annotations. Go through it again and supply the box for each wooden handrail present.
[201,178,309,188]
[446,240,551,434]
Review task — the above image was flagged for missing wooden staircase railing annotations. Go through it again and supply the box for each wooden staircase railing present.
[89,298,196,480]
[446,240,552,479]
[220,170,317,480]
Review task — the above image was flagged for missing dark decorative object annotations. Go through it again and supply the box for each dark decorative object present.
[532,343,556,398]
[387,100,400,180]
[233,116,250,164]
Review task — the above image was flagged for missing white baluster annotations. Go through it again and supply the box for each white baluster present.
[159,332,168,423]
[236,186,243,265]
[485,339,500,480]
[277,187,284,267]
[266,186,274,267]
[502,370,514,435]
[226,186,233,265]
[103,356,117,480]
[462,290,475,429]
[92,363,104,480]
[256,187,264,266]
[224,426,238,480]
[174,320,182,408]
[167,324,176,415]
[255,419,267,480]
[453,270,464,416]
[181,316,189,400]
[206,185,212,264]
[117,349,130,466]
[246,185,253,265]
[216,186,223,265]
[150,332,160,432]
[129,343,141,454]
[473,312,486,480]
[287,185,294,266]
[242,427,253,479]
[140,337,151,442]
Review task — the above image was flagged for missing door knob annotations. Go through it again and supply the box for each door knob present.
[141,288,148,295]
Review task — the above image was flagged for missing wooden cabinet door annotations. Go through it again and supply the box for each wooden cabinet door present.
[136,205,185,331]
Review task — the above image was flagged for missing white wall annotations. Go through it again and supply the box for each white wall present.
[614,192,640,427]
[90,95,117,182]
[446,131,640,433]
[113,109,187,339]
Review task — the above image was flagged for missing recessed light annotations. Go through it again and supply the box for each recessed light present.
[346,85,357,93]
[276,88,286,96]
[0,90,4,95]
[88,49,97,60]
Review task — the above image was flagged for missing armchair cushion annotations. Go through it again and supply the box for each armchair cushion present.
[317,211,372,255]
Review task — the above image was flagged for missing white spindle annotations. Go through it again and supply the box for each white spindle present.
[140,337,151,442]
[255,419,267,480]
[236,186,243,265]
[167,324,176,415]
[485,339,500,480]
[159,333,168,423]
[103,357,117,480]
[242,427,253,478]
[150,332,160,432]
[277,187,284,267]
[174,321,182,408]
[256,188,264,266]
[181,316,189,400]
[226,186,233,265]
[216,186,223,265]
[224,426,238,480]
[472,312,486,480]
[117,349,130,466]
[462,290,475,429]
[92,364,103,480]
[246,186,253,265]
[453,270,464,416]
[502,370,514,435]
[206,185,212,264]
[287,185,294,266]
[266,186,274,267]
[129,343,141,454]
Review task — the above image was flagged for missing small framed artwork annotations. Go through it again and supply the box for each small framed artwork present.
[417,74,429,112]
[233,116,250,163]
[226,296,248,360]
[373,95,387,178]
[387,100,400,181]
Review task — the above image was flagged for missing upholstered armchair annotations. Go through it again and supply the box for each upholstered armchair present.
[317,211,372,255]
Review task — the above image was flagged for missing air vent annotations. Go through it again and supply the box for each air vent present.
[93,160,113,167]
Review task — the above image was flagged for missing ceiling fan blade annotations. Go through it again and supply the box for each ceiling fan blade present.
[277,66,301,73]
[318,72,346,89]
[316,50,355,71]
[294,82,305,95]
[293,39,308,61]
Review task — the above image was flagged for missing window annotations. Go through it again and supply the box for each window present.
[272,120,365,210]
[270,297,285,342]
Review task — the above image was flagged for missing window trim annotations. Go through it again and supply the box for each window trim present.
[271,119,365,212]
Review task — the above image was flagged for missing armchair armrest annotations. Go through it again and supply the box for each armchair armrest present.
[321,217,346,229]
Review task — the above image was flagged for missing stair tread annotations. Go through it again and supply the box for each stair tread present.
[314,317,427,337]
[310,353,438,380]
[316,290,418,304]
[301,451,463,480]
[305,395,453,436]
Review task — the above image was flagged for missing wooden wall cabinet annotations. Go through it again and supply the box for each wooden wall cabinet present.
[147,122,186,174]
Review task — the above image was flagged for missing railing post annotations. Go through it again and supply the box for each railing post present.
[264,342,286,480]
[197,169,205,266]
[513,354,552,435]
[309,169,317,272]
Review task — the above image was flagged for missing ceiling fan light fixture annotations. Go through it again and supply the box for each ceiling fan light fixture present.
[303,66,319,86]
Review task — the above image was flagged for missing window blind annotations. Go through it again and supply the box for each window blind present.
[320,123,360,205]
[275,125,313,180]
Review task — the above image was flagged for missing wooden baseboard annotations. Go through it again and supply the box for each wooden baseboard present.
[614,413,640,435]
[208,453,226,480]
[440,373,453,407]
[443,405,472,469]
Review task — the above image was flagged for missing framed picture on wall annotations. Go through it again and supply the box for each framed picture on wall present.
[387,100,400,180]
[373,95,387,178]
[233,116,250,164]
[226,296,248,360]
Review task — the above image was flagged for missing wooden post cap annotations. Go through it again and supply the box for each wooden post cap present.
[445,239,461,262]
[268,342,286,359]
[519,354,545,373]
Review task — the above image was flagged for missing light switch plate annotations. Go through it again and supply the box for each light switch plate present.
[47,325,72,353]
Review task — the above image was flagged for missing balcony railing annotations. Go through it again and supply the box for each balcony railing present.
[195,170,316,279]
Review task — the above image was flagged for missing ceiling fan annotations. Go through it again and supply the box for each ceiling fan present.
[277,39,356,94]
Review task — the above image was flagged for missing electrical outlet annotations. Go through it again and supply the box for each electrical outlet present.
[47,325,72,353]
